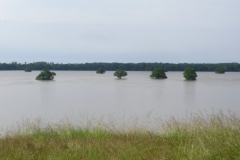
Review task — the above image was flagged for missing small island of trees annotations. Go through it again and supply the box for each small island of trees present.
[183,67,197,80]
[24,68,32,72]
[96,68,105,74]
[114,69,127,79]
[150,68,167,79]
[215,66,225,74]
[36,69,56,80]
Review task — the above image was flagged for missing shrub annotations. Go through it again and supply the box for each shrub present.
[114,69,127,79]
[150,68,167,79]
[183,67,197,80]
[36,69,56,80]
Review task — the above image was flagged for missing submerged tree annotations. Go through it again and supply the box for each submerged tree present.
[215,66,225,74]
[183,67,197,80]
[24,68,32,72]
[114,69,127,79]
[96,68,105,74]
[150,68,167,79]
[36,69,56,80]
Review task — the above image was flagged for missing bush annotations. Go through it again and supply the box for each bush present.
[215,66,225,74]
[183,67,197,80]
[150,68,167,79]
[24,68,32,72]
[36,69,56,80]
[96,68,105,74]
[113,69,127,79]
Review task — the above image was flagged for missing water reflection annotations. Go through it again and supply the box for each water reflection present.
[183,80,197,109]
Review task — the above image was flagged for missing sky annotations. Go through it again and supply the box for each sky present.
[0,0,240,63]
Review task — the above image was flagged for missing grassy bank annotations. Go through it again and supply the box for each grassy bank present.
[1,111,240,160]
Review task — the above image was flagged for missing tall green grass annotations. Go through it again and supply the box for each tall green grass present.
[0,111,240,159]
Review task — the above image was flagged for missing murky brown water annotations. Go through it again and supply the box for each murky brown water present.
[0,71,239,129]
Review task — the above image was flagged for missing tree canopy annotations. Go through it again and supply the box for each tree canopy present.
[183,67,197,80]
[150,68,167,79]
[24,68,32,72]
[36,69,56,80]
[0,62,239,72]
[215,66,225,74]
[96,68,105,74]
[114,69,127,79]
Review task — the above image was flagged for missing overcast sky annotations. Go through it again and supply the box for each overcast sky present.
[0,0,240,63]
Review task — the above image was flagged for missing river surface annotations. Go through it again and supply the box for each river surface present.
[0,71,239,129]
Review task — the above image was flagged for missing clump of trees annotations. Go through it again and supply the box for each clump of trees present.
[24,68,32,72]
[96,68,105,74]
[36,69,56,80]
[215,66,225,74]
[150,68,167,79]
[114,69,127,79]
[183,67,197,80]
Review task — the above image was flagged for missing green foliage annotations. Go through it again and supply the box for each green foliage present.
[1,112,240,159]
[183,67,197,80]
[36,69,56,80]
[150,68,167,79]
[113,69,127,79]
[96,68,105,74]
[0,62,240,71]
[215,66,225,74]
[24,68,32,72]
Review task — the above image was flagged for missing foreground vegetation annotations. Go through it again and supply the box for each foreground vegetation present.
[0,111,240,159]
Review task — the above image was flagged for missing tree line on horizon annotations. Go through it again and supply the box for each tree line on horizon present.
[0,62,240,72]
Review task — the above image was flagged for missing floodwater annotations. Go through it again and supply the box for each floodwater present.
[0,71,239,129]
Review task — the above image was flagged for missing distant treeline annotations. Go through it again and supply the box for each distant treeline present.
[0,62,240,71]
